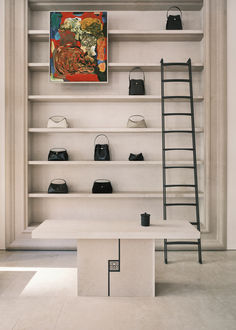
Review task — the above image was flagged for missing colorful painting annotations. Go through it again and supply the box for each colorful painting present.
[50,12,108,82]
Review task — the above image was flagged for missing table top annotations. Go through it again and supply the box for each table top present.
[32,219,200,240]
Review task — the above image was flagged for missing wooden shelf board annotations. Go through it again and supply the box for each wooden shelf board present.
[28,160,203,165]
[28,95,204,102]
[28,127,204,133]
[28,62,204,72]
[28,30,204,42]
[28,1,203,12]
[28,191,204,198]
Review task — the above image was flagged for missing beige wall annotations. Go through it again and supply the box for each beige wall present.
[227,0,236,249]
[0,0,5,249]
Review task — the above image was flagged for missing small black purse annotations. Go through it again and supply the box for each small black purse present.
[48,179,68,194]
[129,67,145,95]
[48,148,69,161]
[166,6,183,30]
[94,134,110,161]
[129,153,144,161]
[92,179,113,194]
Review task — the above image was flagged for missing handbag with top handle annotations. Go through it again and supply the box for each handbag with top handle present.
[127,115,147,128]
[47,116,69,128]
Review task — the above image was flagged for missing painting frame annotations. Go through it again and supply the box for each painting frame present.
[49,11,108,83]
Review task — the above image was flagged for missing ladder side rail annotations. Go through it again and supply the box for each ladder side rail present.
[188,59,201,232]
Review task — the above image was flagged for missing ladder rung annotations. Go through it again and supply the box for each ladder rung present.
[166,241,199,245]
[165,203,196,206]
[165,184,196,188]
[162,79,190,83]
[163,130,193,133]
[164,166,195,169]
[163,96,191,99]
[163,62,188,67]
[190,222,198,225]
[163,113,192,116]
[164,148,194,151]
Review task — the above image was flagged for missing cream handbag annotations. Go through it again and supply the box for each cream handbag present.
[127,115,147,128]
[47,116,69,128]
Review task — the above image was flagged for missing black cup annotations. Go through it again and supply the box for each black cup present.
[141,212,150,226]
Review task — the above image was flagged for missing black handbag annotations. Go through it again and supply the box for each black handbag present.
[129,67,145,95]
[48,179,68,194]
[92,179,113,194]
[166,6,183,30]
[48,148,69,161]
[94,134,110,161]
[129,153,144,161]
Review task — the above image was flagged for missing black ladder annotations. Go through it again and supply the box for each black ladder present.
[160,58,202,264]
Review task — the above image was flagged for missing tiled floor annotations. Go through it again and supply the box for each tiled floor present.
[0,250,236,330]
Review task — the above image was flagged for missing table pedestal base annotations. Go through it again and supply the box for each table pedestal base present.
[77,239,155,297]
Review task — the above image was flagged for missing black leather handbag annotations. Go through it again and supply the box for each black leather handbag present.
[92,179,113,194]
[94,134,110,161]
[129,153,144,161]
[166,6,183,30]
[48,148,69,161]
[129,67,145,95]
[48,179,68,194]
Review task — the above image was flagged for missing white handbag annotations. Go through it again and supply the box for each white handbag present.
[127,115,147,128]
[47,116,69,128]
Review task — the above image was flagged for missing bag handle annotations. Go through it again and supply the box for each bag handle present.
[129,67,145,81]
[94,179,111,183]
[167,6,182,18]
[50,178,67,184]
[49,116,67,122]
[94,134,109,145]
[128,115,145,122]
[49,148,67,152]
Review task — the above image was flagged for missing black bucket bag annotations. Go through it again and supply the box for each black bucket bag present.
[94,134,110,161]
[129,67,145,95]
[92,179,113,194]
[166,6,183,30]
[48,179,69,194]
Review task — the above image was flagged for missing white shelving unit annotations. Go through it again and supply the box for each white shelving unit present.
[22,2,206,248]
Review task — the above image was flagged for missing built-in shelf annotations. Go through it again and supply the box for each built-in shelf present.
[28,191,204,198]
[28,160,204,165]
[28,62,204,72]
[28,127,204,133]
[28,29,204,42]
[28,0,203,12]
[28,95,204,102]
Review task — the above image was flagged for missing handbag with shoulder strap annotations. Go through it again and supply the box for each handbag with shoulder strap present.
[47,116,69,128]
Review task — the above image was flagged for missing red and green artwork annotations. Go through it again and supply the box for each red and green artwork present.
[50,12,108,82]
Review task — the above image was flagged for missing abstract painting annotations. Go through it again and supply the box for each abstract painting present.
[50,12,108,82]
